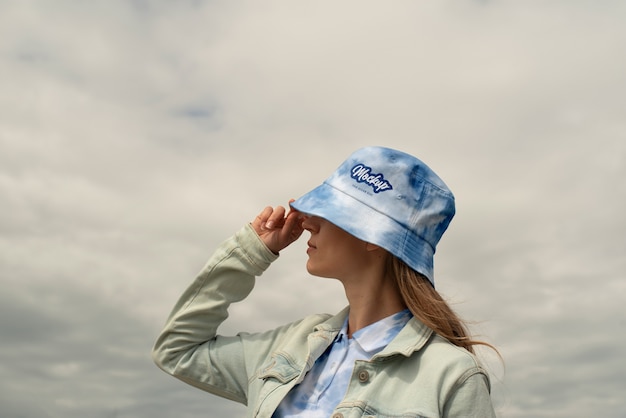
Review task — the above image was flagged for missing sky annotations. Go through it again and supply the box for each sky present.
[1,1,625,417]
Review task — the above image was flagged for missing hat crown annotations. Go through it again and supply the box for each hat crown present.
[292,146,455,286]
[325,147,454,243]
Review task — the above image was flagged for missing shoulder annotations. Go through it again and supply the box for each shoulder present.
[421,334,490,384]
[426,334,484,364]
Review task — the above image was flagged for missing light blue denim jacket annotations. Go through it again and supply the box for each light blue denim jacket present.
[152,224,495,418]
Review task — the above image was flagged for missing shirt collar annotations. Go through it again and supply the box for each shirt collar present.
[337,309,413,354]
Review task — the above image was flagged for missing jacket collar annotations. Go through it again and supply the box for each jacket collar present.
[313,306,350,334]
[376,316,433,358]
[313,306,434,359]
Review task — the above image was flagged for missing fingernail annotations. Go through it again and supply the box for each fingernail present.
[265,220,275,229]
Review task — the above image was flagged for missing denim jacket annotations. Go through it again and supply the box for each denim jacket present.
[152,224,495,418]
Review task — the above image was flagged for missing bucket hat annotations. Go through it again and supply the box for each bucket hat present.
[290,146,455,287]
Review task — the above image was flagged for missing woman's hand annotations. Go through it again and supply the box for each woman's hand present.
[251,201,305,254]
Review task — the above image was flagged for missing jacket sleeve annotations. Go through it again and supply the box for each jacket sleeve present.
[443,369,496,417]
[151,224,279,405]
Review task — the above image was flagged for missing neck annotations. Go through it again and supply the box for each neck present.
[342,274,406,338]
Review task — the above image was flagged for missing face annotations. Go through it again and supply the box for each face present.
[301,215,374,281]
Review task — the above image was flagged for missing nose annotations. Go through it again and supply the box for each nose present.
[301,215,320,233]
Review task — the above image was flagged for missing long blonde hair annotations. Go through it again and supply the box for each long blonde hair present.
[388,256,497,355]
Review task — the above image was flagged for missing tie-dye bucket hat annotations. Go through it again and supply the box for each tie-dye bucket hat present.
[290,146,455,287]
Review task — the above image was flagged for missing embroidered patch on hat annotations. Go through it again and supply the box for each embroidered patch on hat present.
[350,163,393,193]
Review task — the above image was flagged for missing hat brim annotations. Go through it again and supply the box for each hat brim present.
[291,181,436,285]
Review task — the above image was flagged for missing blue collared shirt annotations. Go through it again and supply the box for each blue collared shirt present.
[273,309,413,418]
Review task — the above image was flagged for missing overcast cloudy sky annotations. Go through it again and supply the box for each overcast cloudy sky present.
[1,1,625,417]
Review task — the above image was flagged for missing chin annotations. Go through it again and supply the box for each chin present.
[305,264,319,276]
[306,264,337,280]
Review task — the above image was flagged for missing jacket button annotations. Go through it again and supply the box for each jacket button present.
[358,369,370,383]
[331,414,344,418]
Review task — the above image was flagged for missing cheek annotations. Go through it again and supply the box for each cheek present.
[306,247,339,278]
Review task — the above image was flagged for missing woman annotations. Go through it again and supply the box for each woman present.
[153,146,497,417]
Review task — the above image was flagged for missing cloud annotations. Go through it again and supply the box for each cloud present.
[1,1,625,417]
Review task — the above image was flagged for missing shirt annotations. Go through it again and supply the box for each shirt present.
[273,309,413,418]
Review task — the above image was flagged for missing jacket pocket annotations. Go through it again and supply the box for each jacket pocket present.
[358,413,427,418]
[256,353,301,384]
[344,405,430,418]
[250,354,303,418]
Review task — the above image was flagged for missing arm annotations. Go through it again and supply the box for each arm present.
[443,370,496,418]
[151,204,304,403]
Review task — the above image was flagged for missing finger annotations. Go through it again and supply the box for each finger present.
[287,199,299,215]
[282,209,305,241]
[264,206,286,230]
[252,206,274,232]
[259,206,273,221]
